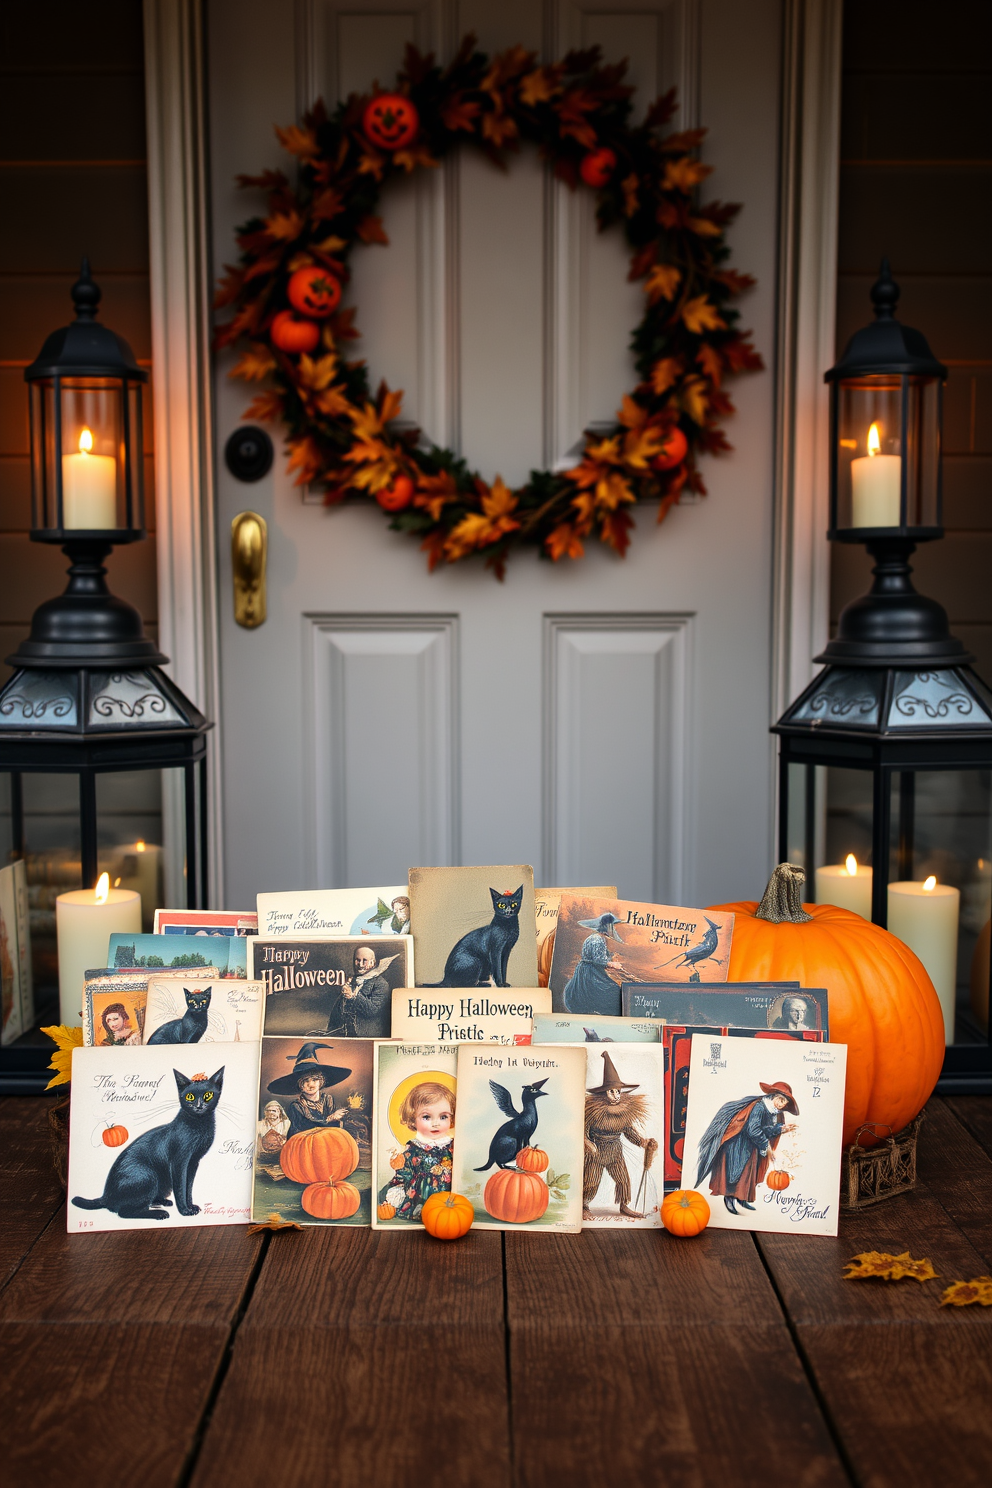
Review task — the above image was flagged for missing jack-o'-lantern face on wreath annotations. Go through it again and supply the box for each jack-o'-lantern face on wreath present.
[362,93,419,150]
[287,266,341,318]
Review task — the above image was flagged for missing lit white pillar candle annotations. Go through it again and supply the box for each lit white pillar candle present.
[113,840,163,931]
[56,873,141,1026]
[814,854,873,919]
[851,422,901,528]
[61,427,117,529]
[888,876,960,1043]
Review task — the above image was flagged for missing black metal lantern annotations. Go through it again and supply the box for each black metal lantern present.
[774,265,991,1092]
[0,263,212,1092]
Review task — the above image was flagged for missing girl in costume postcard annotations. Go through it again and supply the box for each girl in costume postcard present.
[372,1042,458,1229]
[681,1034,848,1236]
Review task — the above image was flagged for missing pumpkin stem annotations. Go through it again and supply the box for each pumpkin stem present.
[754,863,813,924]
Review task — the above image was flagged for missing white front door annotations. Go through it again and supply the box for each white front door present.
[206,0,782,909]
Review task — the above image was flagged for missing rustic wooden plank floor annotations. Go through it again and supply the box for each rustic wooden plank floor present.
[2,1095,990,1488]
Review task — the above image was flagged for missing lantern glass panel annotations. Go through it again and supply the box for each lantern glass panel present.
[834,375,941,532]
[28,376,144,535]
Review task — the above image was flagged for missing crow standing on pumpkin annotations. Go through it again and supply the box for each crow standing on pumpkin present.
[658,917,725,977]
[475,1078,548,1170]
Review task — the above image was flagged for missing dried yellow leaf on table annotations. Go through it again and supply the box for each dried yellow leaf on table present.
[843,1250,938,1282]
[940,1277,992,1307]
[247,1212,304,1235]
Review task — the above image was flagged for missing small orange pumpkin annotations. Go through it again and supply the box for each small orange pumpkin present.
[377,1201,396,1221]
[363,93,419,151]
[270,309,320,354]
[579,147,616,188]
[376,474,415,512]
[389,1151,405,1170]
[660,1189,710,1237]
[422,1191,474,1240]
[280,1125,359,1186]
[515,1145,549,1174]
[710,864,944,1146]
[102,1123,128,1148]
[766,1168,790,1191]
[287,265,341,318]
[653,426,688,471]
[483,1168,548,1224]
[301,1179,361,1220]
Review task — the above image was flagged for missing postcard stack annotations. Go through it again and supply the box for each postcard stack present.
[65,869,848,1240]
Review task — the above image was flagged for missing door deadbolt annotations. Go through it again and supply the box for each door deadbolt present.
[231,511,267,628]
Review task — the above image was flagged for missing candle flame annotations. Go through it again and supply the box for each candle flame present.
[923,875,937,891]
[867,422,881,458]
[79,427,93,454]
[845,854,858,876]
[114,877,121,887]
[136,840,146,852]
[95,872,110,903]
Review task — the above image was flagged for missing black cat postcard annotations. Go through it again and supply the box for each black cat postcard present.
[549,895,735,1016]
[535,885,616,987]
[142,978,265,1045]
[622,981,826,1034]
[531,1013,661,1044]
[83,966,210,1047]
[67,1042,260,1232]
[390,987,550,1044]
[409,867,538,988]
[250,937,414,1039]
[253,1035,375,1227]
[681,1034,847,1236]
[450,1044,586,1232]
[256,886,409,939]
[371,1041,458,1231]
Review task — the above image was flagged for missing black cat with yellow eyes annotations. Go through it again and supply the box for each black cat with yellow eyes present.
[423,887,523,988]
[71,1067,223,1221]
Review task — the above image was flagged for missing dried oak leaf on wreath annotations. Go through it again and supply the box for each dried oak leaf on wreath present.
[843,1250,939,1283]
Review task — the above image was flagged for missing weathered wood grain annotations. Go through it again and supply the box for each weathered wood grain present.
[0,1096,66,1289]
[916,1098,992,1268]
[190,1227,511,1488]
[945,1094,992,1162]
[505,1228,848,1488]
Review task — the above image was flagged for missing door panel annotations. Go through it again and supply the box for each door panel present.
[208,0,781,908]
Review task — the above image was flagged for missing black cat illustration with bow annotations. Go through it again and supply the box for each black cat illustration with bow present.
[423,887,522,987]
[147,986,212,1044]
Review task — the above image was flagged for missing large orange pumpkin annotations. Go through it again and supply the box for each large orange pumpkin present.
[102,1123,128,1148]
[660,1189,710,1237]
[483,1168,549,1224]
[280,1125,359,1185]
[709,863,944,1146]
[302,1180,361,1220]
[765,1168,790,1191]
[515,1145,549,1173]
[270,309,320,354]
[287,265,341,318]
[421,1191,474,1240]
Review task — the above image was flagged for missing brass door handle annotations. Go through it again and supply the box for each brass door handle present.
[231,511,267,627]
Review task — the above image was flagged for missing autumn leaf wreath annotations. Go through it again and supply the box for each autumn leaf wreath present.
[216,37,764,577]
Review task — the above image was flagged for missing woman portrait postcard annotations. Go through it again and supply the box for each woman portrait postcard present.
[67,1043,259,1233]
[142,978,264,1044]
[371,1042,458,1230]
[451,1043,586,1232]
[409,866,537,987]
[252,1035,374,1226]
[681,1034,847,1236]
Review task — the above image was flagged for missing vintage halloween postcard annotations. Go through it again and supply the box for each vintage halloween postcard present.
[623,981,827,1034]
[142,978,264,1045]
[67,1042,259,1232]
[83,966,208,1047]
[256,886,409,939]
[575,1043,666,1230]
[154,909,258,936]
[534,885,616,988]
[532,1013,661,1044]
[390,987,549,1044]
[252,936,413,1039]
[451,1043,586,1232]
[681,1034,847,1236]
[409,866,538,988]
[372,1042,459,1230]
[252,1035,374,1226]
[662,1024,826,1193]
[107,932,248,978]
[549,895,735,1015]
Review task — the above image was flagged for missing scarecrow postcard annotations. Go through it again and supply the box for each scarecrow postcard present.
[549,895,734,1015]
[371,1041,458,1230]
[451,1043,586,1232]
[576,1044,666,1230]
[681,1034,847,1236]
[408,866,538,988]
[252,1036,375,1226]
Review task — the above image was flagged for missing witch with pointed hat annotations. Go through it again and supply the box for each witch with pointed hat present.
[582,1051,658,1220]
[694,1080,799,1214]
[268,1042,353,1137]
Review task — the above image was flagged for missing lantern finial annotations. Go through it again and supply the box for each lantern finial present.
[71,256,101,322]
[870,258,899,322]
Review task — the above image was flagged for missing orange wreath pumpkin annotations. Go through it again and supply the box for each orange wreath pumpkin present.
[302,1179,361,1220]
[483,1168,549,1224]
[421,1191,474,1240]
[660,1189,710,1237]
[280,1125,359,1185]
[709,863,944,1147]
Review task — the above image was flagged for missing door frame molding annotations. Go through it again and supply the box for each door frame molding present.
[143,0,841,903]
[144,0,224,904]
